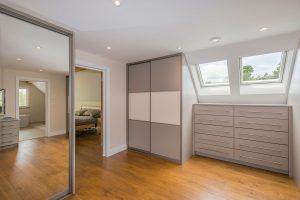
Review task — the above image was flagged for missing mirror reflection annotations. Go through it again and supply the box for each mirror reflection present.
[0,12,70,199]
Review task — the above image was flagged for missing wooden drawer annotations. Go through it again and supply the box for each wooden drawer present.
[195,143,234,159]
[194,105,233,116]
[235,139,288,158]
[194,115,233,127]
[0,121,19,130]
[234,117,288,132]
[235,150,288,171]
[235,128,288,145]
[235,106,288,120]
[0,128,19,138]
[194,124,233,137]
[195,134,234,148]
[0,136,18,147]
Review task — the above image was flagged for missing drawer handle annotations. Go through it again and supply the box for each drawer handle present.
[239,111,283,115]
[239,122,282,128]
[197,139,229,145]
[199,119,230,123]
[196,128,230,134]
[197,148,229,155]
[239,144,283,153]
[198,109,230,113]
[2,132,15,136]
[2,140,14,144]
[239,155,282,166]
[239,133,281,140]
[2,125,15,128]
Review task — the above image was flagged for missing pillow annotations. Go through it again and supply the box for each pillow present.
[83,109,100,118]
[75,109,87,116]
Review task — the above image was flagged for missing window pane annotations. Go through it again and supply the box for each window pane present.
[198,60,229,86]
[19,88,28,107]
[241,52,284,82]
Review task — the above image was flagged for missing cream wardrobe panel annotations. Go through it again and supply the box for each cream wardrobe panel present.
[129,92,150,121]
[151,91,181,125]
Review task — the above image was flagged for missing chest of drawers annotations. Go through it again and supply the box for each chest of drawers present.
[0,119,20,149]
[193,104,292,176]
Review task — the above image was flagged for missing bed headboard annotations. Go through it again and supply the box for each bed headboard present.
[81,105,101,110]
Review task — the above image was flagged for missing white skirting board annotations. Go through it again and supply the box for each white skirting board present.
[48,130,66,137]
[107,144,127,157]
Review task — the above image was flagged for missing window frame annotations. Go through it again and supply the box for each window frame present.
[19,87,29,108]
[195,60,230,87]
[239,51,287,85]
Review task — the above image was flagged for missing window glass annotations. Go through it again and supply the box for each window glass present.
[19,88,29,107]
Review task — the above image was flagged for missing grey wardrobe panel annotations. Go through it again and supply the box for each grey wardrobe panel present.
[151,56,181,92]
[128,120,150,151]
[128,62,151,93]
[151,122,181,161]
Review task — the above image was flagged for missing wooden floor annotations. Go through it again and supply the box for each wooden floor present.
[68,133,300,200]
[0,135,69,200]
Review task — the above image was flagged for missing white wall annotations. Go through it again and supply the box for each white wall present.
[75,70,102,110]
[2,68,67,133]
[75,50,127,151]
[186,31,300,104]
[287,46,300,188]
[19,81,45,123]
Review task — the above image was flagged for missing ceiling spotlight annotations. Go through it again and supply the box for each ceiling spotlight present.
[39,69,43,72]
[177,47,182,50]
[16,58,22,61]
[259,27,269,32]
[209,37,221,43]
[107,46,112,50]
[36,46,42,49]
[113,0,121,6]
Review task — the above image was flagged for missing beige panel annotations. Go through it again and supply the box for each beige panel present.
[195,144,234,159]
[235,128,288,145]
[235,106,288,119]
[194,105,233,116]
[235,117,288,132]
[194,114,233,127]
[151,123,180,160]
[129,93,150,121]
[195,133,234,148]
[128,120,150,151]
[235,139,288,158]
[151,91,180,125]
[235,150,288,171]
[194,124,233,137]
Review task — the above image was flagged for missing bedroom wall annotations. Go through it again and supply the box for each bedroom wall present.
[76,50,127,153]
[2,68,67,134]
[75,70,102,110]
[19,81,46,123]
[287,46,300,189]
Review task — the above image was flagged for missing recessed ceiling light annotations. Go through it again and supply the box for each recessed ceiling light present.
[107,46,112,50]
[209,37,221,43]
[177,47,182,50]
[113,0,121,6]
[39,69,43,72]
[16,58,22,61]
[259,27,269,32]
[36,46,42,49]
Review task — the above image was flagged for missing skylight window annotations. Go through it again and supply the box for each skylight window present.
[197,60,229,86]
[240,52,286,84]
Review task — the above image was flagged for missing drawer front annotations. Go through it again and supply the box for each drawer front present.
[235,106,288,120]
[234,117,288,132]
[194,124,233,137]
[0,128,19,138]
[1,136,18,146]
[194,105,233,116]
[195,134,233,148]
[235,139,288,158]
[195,143,234,159]
[1,121,19,130]
[235,150,288,171]
[235,128,288,145]
[194,115,233,127]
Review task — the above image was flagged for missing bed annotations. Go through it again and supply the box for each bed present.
[75,106,101,132]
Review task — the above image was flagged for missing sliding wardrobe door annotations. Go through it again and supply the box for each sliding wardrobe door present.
[128,62,151,152]
[150,56,181,161]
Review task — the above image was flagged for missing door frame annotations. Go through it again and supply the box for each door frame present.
[75,62,110,157]
[16,77,50,137]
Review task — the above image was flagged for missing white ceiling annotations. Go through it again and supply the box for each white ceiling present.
[2,0,300,63]
[0,13,69,74]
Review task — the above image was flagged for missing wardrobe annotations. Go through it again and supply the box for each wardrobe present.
[127,53,197,163]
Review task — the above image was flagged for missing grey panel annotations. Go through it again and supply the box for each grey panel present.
[128,120,150,151]
[151,122,180,160]
[151,56,181,92]
[128,62,150,93]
